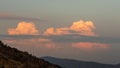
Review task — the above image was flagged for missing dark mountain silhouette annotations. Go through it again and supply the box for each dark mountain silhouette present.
[41,56,120,68]
[113,64,120,68]
[0,41,61,68]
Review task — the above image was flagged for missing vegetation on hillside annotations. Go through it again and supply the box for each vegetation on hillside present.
[0,41,61,68]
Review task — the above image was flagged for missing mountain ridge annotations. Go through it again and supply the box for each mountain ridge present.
[41,56,120,68]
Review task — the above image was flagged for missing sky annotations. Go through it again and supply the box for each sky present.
[0,0,120,64]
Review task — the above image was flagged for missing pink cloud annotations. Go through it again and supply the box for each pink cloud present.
[44,20,97,36]
[72,42,109,50]
[3,38,59,49]
[8,22,39,35]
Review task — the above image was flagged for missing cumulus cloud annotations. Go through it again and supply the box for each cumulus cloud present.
[72,42,109,50]
[4,20,111,51]
[70,20,96,36]
[44,20,97,36]
[8,22,39,35]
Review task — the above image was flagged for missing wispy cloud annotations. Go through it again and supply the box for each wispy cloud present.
[3,38,58,49]
[47,34,120,44]
[1,35,112,50]
[0,34,120,44]
[72,42,109,50]
[0,14,41,21]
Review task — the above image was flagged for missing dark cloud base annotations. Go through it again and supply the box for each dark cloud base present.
[0,34,120,44]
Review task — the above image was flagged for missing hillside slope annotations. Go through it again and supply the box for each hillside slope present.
[0,41,61,68]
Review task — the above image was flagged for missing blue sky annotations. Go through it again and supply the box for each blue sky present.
[0,0,120,64]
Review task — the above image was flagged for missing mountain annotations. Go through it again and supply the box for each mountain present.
[0,41,61,68]
[41,56,120,68]
[113,64,120,68]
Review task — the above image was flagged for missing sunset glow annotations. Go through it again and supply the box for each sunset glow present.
[44,20,96,36]
[72,42,109,50]
[70,20,96,36]
[1,0,120,64]
[6,21,108,51]
[8,22,39,35]
[44,27,69,35]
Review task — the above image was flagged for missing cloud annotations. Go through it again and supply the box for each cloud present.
[8,22,39,35]
[1,20,118,51]
[0,34,111,51]
[7,20,96,36]
[44,20,97,36]
[44,27,70,35]
[0,34,120,44]
[3,38,60,49]
[0,14,41,21]
[3,37,109,51]
[72,42,109,50]
[70,20,96,36]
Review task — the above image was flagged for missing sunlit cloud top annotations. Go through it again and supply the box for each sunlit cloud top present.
[8,22,39,35]
[44,20,97,36]
[4,20,120,51]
